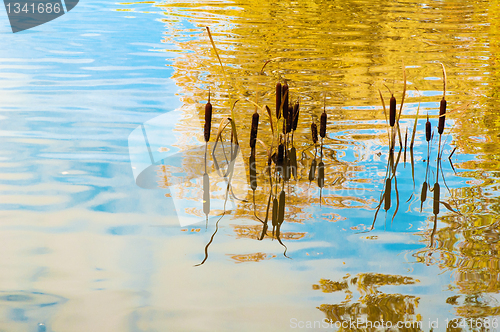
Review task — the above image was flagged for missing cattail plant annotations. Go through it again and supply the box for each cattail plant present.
[425,114,431,142]
[276,82,282,120]
[286,103,293,134]
[204,88,213,143]
[320,101,327,140]
[282,83,289,133]
[272,197,278,237]
[437,64,447,159]
[250,110,259,153]
[317,161,325,204]
[311,122,318,145]
[277,140,285,165]
[438,64,447,136]
[433,182,440,215]
[384,178,391,212]
[389,94,396,127]
[309,159,317,182]
[420,181,427,212]
[292,101,300,132]
[249,154,257,192]
[203,172,210,227]
[289,147,297,180]
[278,190,285,227]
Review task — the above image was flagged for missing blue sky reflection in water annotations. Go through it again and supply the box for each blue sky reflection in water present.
[0,0,500,331]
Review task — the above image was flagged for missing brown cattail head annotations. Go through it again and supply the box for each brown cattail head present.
[308,159,316,182]
[272,198,278,230]
[384,178,391,211]
[425,115,431,142]
[276,82,282,120]
[292,101,300,131]
[317,161,325,188]
[282,83,289,124]
[320,109,327,138]
[249,154,257,191]
[438,98,446,135]
[389,95,396,127]
[311,122,318,144]
[204,90,212,142]
[433,182,440,215]
[286,103,293,133]
[250,111,259,149]
[421,181,428,202]
[420,181,427,212]
[289,147,297,179]
[277,143,284,165]
[278,190,285,226]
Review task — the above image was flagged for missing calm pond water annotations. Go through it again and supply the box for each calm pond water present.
[1,0,500,331]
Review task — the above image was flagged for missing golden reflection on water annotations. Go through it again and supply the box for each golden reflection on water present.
[120,0,500,327]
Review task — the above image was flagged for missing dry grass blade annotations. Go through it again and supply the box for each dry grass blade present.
[260,57,285,75]
[410,102,420,149]
[378,89,390,142]
[440,63,447,98]
[448,146,457,159]
[229,99,240,145]
[265,105,274,134]
[206,27,226,78]
[396,60,407,147]
[213,117,231,155]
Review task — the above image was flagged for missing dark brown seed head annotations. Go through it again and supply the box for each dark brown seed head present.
[384,178,391,211]
[421,181,427,203]
[389,95,396,127]
[438,98,446,135]
[272,198,278,228]
[425,117,431,142]
[250,112,259,149]
[278,190,285,225]
[320,111,327,138]
[433,182,440,215]
[276,82,282,120]
[286,103,293,133]
[317,161,325,188]
[311,122,318,144]
[308,159,316,182]
[249,154,257,191]
[289,147,297,179]
[292,101,300,131]
[277,143,284,165]
[282,83,289,123]
[204,93,212,142]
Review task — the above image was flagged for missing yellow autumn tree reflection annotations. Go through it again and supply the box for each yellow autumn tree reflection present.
[120,0,500,321]
[313,273,422,331]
